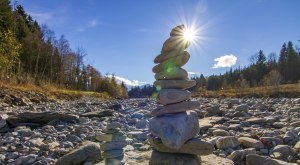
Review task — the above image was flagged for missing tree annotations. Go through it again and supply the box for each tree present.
[0,30,22,78]
[285,41,298,83]
[262,70,282,95]
[278,43,288,82]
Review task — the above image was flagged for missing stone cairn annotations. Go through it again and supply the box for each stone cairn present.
[97,122,127,165]
[148,25,214,165]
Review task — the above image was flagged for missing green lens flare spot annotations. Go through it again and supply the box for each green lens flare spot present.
[156,85,161,91]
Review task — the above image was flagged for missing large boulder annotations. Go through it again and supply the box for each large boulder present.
[55,141,101,165]
[7,112,78,126]
[148,135,213,155]
[149,150,201,165]
[149,111,199,150]
[157,89,191,105]
[151,101,200,117]
[154,80,196,90]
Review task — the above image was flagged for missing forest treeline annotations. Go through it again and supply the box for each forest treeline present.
[0,0,128,98]
[129,42,300,98]
[191,41,300,91]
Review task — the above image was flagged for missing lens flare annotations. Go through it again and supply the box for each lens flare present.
[183,28,196,42]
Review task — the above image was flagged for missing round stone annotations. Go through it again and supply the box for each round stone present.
[161,36,190,53]
[149,111,199,150]
[154,50,185,64]
[154,80,196,89]
[101,141,127,151]
[148,135,214,155]
[152,51,190,73]
[102,149,124,159]
[151,101,200,117]
[216,136,239,150]
[170,25,185,37]
[157,89,191,105]
[155,67,188,80]
[238,137,264,149]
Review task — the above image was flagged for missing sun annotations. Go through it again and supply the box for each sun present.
[183,28,196,42]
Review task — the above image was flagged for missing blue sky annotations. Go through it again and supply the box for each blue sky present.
[17,0,300,86]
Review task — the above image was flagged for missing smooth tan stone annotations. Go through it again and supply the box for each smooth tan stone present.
[161,36,190,53]
[155,67,188,80]
[154,50,185,64]
[148,135,214,155]
[151,101,200,117]
[157,89,191,105]
[154,80,196,89]
[238,137,264,149]
[170,24,185,37]
[152,51,190,73]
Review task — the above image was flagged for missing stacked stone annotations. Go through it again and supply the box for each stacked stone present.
[96,122,127,165]
[148,25,214,165]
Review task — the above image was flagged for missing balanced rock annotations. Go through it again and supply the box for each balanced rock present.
[149,150,201,165]
[170,25,185,37]
[95,132,126,142]
[154,80,196,89]
[149,111,199,149]
[154,50,185,64]
[155,67,188,80]
[102,149,124,159]
[157,89,191,105]
[55,141,101,165]
[148,135,213,155]
[100,141,127,151]
[105,156,125,165]
[151,101,200,117]
[161,37,190,53]
[152,51,190,73]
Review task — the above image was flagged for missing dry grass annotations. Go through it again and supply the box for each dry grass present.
[193,83,300,98]
[0,81,110,101]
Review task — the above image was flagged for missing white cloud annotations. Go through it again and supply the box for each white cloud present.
[77,19,98,32]
[188,72,201,77]
[106,75,147,89]
[213,54,237,68]
[28,12,53,24]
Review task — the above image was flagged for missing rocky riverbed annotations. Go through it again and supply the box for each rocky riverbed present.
[0,97,300,164]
